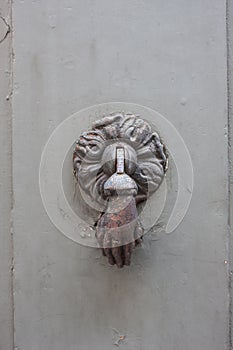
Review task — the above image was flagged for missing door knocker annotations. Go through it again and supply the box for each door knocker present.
[73,113,168,267]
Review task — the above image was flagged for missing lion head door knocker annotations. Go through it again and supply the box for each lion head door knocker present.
[73,113,168,267]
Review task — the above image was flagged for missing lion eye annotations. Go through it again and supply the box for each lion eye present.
[90,145,99,152]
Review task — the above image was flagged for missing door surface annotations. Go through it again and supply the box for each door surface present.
[1,1,233,349]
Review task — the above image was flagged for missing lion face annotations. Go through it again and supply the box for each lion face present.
[73,112,168,205]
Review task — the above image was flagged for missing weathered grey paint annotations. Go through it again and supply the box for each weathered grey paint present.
[0,1,13,349]
[227,0,233,348]
[0,0,231,349]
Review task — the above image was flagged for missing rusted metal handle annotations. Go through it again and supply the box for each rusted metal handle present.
[97,146,142,267]
[73,112,168,267]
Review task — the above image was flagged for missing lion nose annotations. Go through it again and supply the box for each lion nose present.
[103,147,138,197]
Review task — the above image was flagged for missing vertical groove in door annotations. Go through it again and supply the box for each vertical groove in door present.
[227,0,233,348]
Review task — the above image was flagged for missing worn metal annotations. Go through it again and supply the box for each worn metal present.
[73,113,168,267]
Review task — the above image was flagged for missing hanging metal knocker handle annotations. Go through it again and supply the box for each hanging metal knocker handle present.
[73,113,168,267]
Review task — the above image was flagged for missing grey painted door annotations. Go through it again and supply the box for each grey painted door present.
[1,1,232,349]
